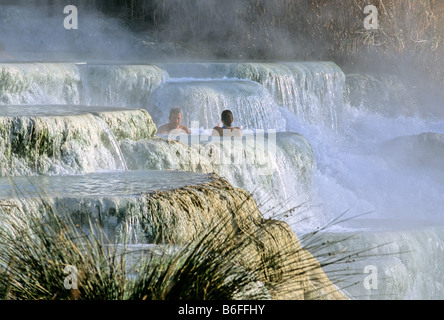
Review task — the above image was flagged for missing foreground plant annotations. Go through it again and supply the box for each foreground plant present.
[0,198,128,300]
[0,196,270,300]
[0,178,377,300]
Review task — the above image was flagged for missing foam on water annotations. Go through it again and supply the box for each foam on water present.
[283,72,444,298]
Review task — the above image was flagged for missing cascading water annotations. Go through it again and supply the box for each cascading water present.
[147,78,287,131]
[78,64,168,108]
[0,63,80,105]
[92,115,128,171]
[228,62,346,131]
[297,72,444,300]
[160,62,345,130]
[152,61,444,299]
[1,54,443,299]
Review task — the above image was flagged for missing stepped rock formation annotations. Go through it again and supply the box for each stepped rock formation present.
[344,73,417,117]
[0,106,156,176]
[137,176,345,300]
[0,61,344,299]
[0,173,344,300]
[0,106,342,299]
[155,62,345,130]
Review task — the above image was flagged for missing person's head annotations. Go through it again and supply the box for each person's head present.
[221,110,234,127]
[169,107,183,129]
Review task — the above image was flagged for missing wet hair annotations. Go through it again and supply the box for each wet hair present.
[169,107,183,116]
[221,110,233,126]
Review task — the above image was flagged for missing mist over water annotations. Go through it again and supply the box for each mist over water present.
[0,4,144,61]
[302,101,444,227]
[288,73,444,299]
[1,2,444,300]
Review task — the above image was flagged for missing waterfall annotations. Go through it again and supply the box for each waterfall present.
[228,62,346,131]
[153,62,444,299]
[318,222,444,299]
[344,73,419,117]
[0,170,214,243]
[160,61,346,130]
[291,70,444,299]
[1,57,443,299]
[0,105,156,176]
[92,115,128,171]
[147,78,286,131]
[79,64,168,108]
[0,63,167,108]
[0,63,80,105]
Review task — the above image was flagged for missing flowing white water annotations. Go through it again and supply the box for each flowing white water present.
[79,64,168,108]
[92,115,128,171]
[148,78,287,131]
[1,58,443,299]
[158,62,444,299]
[289,72,444,299]
[0,63,80,105]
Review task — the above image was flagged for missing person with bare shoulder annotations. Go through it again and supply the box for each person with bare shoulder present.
[212,110,242,137]
[158,107,191,135]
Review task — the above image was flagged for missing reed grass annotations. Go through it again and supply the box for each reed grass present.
[0,188,372,300]
[0,198,129,300]
[0,176,397,301]
[0,195,271,300]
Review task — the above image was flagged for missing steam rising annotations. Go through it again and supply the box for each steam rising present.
[0,4,140,61]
